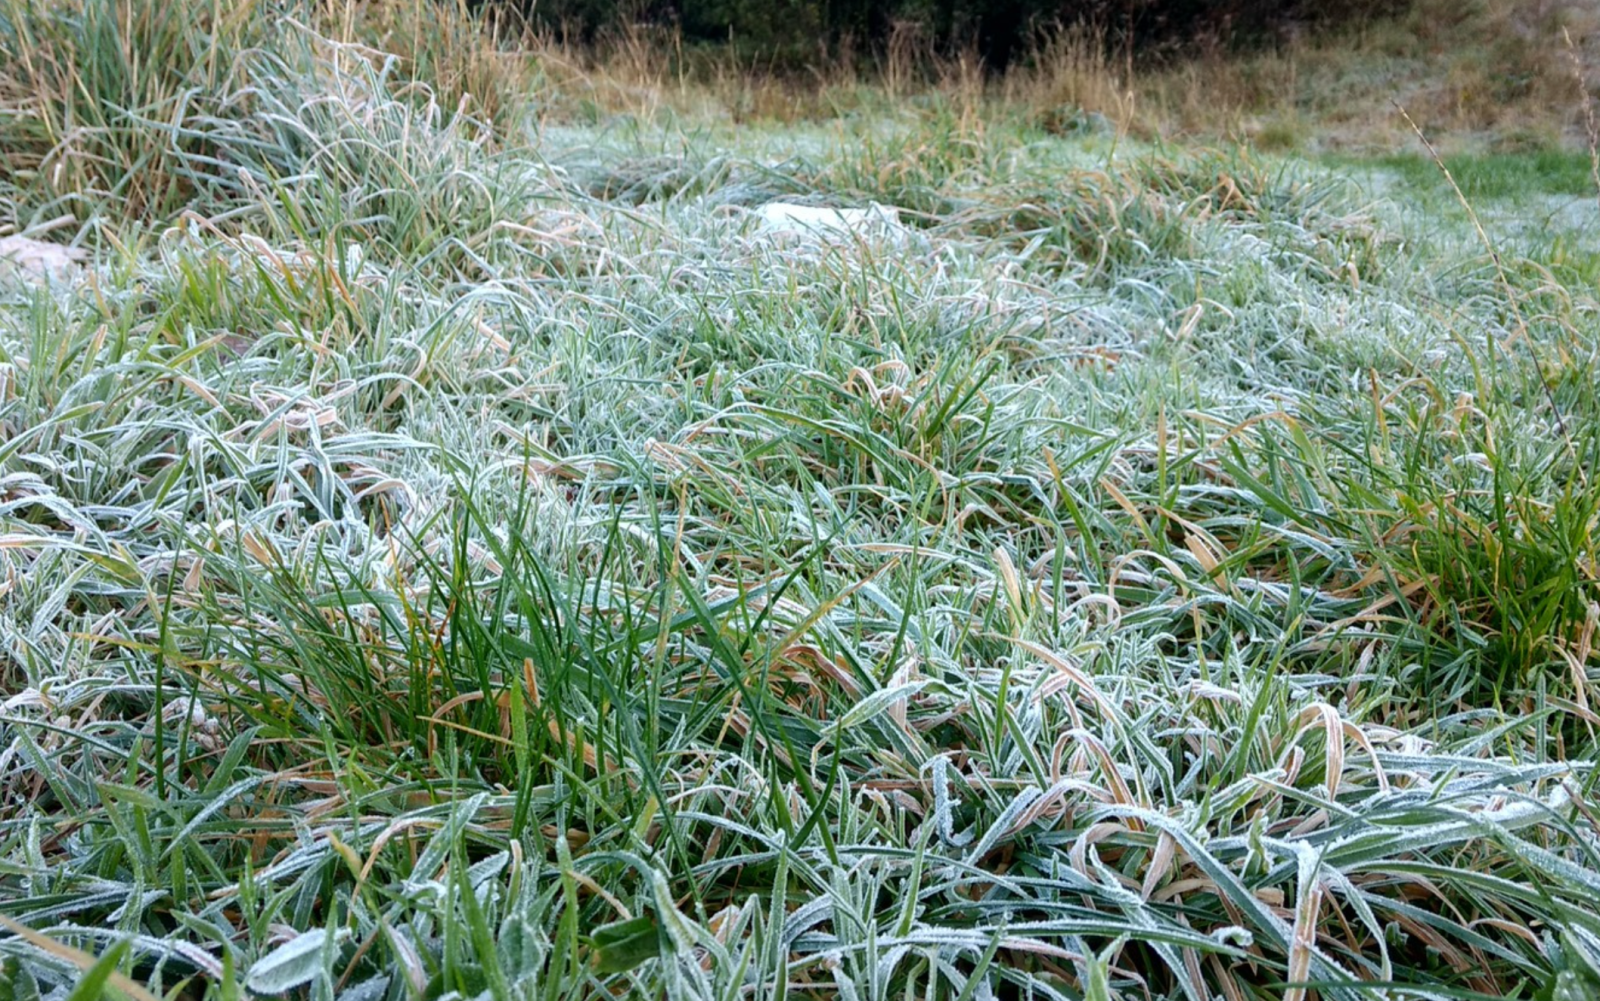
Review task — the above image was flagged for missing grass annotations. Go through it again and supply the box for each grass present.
[4,1,1600,999]
[1347,149,1600,198]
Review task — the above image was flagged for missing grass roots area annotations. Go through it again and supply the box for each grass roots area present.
[4,2,1600,999]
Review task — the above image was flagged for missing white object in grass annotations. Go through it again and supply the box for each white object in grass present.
[0,235,86,285]
[751,202,906,244]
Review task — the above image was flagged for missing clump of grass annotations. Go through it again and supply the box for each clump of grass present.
[0,0,273,219]
[334,0,538,136]
[0,0,539,232]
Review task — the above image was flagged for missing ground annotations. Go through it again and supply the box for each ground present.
[3,4,1600,1000]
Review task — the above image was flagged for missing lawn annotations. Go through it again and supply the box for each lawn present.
[3,2,1600,999]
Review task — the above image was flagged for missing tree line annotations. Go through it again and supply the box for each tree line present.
[487,0,1410,69]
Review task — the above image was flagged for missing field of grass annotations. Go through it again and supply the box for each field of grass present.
[4,2,1600,999]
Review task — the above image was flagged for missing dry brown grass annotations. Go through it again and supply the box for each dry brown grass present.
[1114,0,1600,151]
[482,0,1600,154]
[326,0,542,130]
[4,0,1593,229]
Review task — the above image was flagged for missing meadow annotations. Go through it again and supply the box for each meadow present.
[3,1,1600,998]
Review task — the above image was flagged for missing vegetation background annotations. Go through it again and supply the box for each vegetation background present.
[512,0,1410,69]
[4,0,1600,999]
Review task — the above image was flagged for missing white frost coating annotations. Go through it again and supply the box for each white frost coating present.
[751,201,907,245]
[245,927,350,993]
